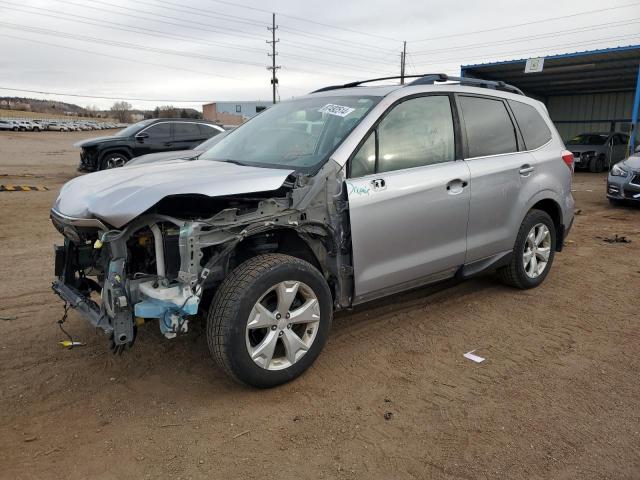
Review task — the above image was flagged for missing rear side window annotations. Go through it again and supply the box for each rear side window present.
[459,96,517,158]
[198,123,221,137]
[174,122,201,139]
[508,100,552,150]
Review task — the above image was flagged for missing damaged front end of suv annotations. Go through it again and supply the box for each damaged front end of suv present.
[51,93,376,362]
[51,160,352,351]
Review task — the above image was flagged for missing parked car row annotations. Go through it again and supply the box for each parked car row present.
[0,118,126,132]
[74,118,225,171]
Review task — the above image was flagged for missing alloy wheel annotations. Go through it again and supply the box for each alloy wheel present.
[245,280,320,371]
[523,223,551,278]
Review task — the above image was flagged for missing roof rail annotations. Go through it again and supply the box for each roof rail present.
[310,74,439,93]
[407,74,524,95]
[311,73,524,96]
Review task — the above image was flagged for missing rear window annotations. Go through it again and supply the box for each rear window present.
[508,100,552,150]
[459,96,517,158]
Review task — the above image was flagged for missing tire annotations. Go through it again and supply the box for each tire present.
[99,152,129,170]
[498,209,556,289]
[608,198,624,207]
[589,156,606,173]
[207,253,332,388]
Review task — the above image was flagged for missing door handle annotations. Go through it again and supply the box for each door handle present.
[446,179,468,194]
[370,178,386,191]
[164,142,174,147]
[519,165,535,176]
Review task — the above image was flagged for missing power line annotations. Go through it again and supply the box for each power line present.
[411,1,640,42]
[411,34,640,66]
[0,3,266,56]
[411,18,640,56]
[51,0,266,42]
[44,0,398,71]
[0,22,266,69]
[0,86,219,103]
[134,0,268,29]
[199,0,403,43]
[0,33,241,79]
[4,3,400,70]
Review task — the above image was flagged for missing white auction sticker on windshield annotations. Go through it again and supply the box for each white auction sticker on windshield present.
[318,104,355,117]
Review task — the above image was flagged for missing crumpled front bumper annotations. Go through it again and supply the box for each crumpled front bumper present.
[51,279,112,333]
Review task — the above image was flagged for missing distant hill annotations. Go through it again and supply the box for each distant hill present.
[0,96,94,116]
[0,97,203,121]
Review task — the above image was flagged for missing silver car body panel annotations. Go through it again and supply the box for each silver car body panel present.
[53,159,294,228]
[347,160,470,303]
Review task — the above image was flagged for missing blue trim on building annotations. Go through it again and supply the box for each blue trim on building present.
[632,64,640,152]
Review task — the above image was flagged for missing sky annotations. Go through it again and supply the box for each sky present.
[0,0,639,111]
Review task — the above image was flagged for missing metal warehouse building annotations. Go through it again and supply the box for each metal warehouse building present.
[460,45,640,152]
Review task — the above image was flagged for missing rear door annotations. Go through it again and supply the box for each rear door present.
[459,94,536,262]
[173,122,205,150]
[347,94,470,303]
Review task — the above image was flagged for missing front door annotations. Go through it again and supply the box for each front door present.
[346,95,470,303]
[134,122,174,156]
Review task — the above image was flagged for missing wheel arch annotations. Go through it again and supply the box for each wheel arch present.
[527,196,563,252]
[231,227,327,275]
[98,147,133,164]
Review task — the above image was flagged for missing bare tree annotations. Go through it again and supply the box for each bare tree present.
[110,101,132,122]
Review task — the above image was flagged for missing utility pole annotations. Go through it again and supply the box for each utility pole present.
[267,13,280,104]
[400,41,407,84]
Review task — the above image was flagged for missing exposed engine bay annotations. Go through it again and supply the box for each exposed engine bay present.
[51,161,353,351]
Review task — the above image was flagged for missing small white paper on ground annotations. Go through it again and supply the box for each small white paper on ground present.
[463,350,485,363]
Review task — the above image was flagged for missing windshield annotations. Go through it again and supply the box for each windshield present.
[199,95,380,172]
[116,119,154,137]
[567,134,608,145]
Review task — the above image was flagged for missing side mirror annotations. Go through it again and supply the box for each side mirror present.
[135,132,149,142]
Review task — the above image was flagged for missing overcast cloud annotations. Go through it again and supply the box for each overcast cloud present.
[0,0,638,110]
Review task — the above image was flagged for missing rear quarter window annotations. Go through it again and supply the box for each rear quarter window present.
[508,100,552,150]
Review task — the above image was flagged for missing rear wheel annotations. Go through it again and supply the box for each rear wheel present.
[207,254,332,388]
[498,209,556,289]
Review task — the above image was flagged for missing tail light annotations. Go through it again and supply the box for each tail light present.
[561,150,574,171]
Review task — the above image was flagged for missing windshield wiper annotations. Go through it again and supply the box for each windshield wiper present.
[219,159,247,166]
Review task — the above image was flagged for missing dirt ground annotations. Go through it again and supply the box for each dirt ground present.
[0,130,639,480]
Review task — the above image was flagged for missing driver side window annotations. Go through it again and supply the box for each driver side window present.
[144,123,172,140]
[349,95,455,177]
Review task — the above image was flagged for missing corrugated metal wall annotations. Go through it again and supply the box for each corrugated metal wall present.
[546,92,634,141]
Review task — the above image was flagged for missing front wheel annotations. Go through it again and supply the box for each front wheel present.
[100,152,129,170]
[498,209,556,289]
[207,254,332,388]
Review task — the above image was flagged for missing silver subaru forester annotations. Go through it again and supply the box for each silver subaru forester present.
[51,74,574,387]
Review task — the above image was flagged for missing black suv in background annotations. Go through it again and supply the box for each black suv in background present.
[75,118,225,171]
